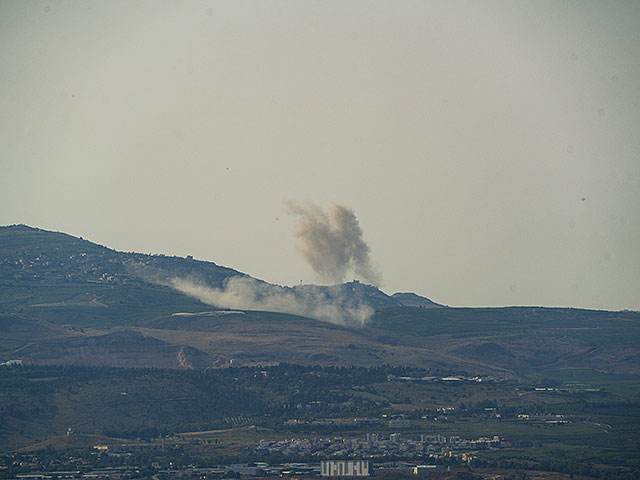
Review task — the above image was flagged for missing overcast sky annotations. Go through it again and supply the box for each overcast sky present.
[1,1,639,311]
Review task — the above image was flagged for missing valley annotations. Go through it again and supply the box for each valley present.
[1,225,639,479]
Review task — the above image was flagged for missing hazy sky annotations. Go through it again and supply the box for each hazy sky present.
[2,1,639,311]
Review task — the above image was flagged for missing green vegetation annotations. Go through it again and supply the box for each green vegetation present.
[0,363,638,473]
[0,284,213,328]
[371,306,640,347]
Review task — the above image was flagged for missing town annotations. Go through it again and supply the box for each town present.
[0,432,545,480]
[253,432,540,461]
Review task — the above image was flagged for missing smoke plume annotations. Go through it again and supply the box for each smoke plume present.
[286,201,381,286]
[168,276,374,326]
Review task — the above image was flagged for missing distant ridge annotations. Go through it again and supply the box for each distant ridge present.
[1,223,638,376]
[0,223,245,288]
[0,224,436,311]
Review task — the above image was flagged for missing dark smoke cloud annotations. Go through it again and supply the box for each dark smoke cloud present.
[286,201,381,286]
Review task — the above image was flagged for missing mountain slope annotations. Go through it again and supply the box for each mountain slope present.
[391,292,444,308]
[1,224,639,376]
[0,224,243,288]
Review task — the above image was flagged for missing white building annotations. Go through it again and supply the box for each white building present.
[321,460,370,477]
[413,465,439,474]
[389,418,411,428]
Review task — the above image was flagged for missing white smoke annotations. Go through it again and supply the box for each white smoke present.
[286,201,381,286]
[168,275,374,326]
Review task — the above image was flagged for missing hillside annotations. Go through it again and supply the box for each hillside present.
[0,224,244,288]
[0,224,639,376]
